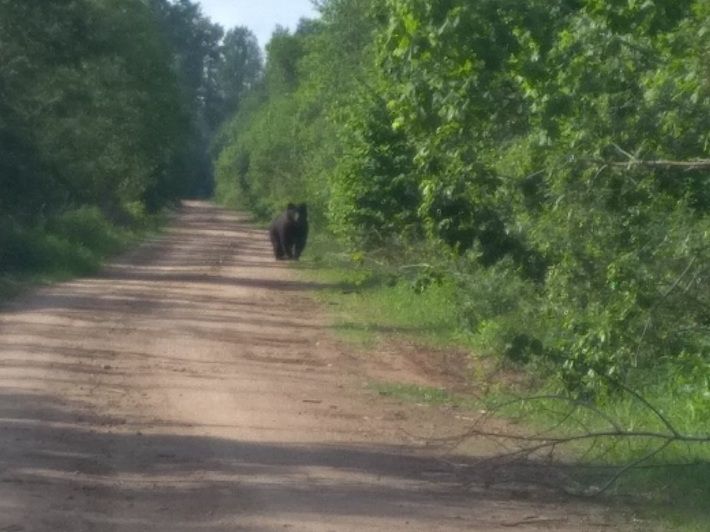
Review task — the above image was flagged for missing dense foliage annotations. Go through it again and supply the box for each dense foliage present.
[215,0,708,398]
[1,0,261,276]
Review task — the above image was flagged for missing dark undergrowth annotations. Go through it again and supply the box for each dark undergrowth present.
[0,203,166,300]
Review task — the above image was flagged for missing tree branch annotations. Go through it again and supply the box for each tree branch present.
[424,390,710,495]
[606,144,710,170]
[609,159,710,170]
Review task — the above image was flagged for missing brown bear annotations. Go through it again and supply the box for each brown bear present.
[269,203,308,260]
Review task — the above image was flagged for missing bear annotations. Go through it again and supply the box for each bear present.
[292,203,308,260]
[269,202,308,260]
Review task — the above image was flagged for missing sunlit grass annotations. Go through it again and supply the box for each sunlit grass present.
[300,233,471,351]
[370,381,483,409]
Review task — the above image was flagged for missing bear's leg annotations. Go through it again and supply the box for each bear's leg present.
[270,228,285,259]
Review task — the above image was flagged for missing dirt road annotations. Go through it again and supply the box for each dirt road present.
[0,202,622,531]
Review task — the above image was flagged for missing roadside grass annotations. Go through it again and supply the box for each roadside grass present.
[0,203,165,300]
[301,233,473,351]
[297,231,710,529]
[370,381,470,407]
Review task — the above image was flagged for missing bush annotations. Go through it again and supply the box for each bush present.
[0,205,143,286]
[49,207,125,255]
[0,219,96,275]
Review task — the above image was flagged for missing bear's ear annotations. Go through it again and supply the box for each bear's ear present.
[287,202,296,210]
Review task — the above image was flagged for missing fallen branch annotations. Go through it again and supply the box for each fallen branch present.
[427,391,710,496]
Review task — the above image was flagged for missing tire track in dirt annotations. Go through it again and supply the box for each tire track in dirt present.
[0,201,625,531]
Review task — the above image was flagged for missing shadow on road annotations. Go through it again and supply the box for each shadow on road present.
[0,390,613,531]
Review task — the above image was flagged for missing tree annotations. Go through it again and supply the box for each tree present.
[215,0,709,399]
[0,0,189,216]
[217,27,263,118]
[149,0,224,197]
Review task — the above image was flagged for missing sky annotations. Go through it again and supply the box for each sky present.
[197,0,320,50]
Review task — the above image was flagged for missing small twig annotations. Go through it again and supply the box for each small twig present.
[591,164,609,181]
[398,263,434,271]
[607,145,710,169]
[579,434,603,462]
[634,256,697,365]
[612,143,639,164]
[530,406,579,438]
[433,426,708,447]
[595,440,673,495]
[604,377,680,438]
[486,394,623,432]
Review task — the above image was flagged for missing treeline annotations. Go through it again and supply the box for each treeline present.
[215,0,709,398]
[0,0,261,275]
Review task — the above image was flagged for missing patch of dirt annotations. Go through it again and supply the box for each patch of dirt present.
[0,201,640,531]
[349,338,475,393]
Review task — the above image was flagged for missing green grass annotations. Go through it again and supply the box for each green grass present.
[371,381,467,407]
[0,203,164,300]
[299,233,473,351]
[296,230,710,529]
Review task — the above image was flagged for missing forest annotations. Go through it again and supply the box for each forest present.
[1,0,708,507]
[215,0,708,401]
[0,0,261,277]
[213,0,709,505]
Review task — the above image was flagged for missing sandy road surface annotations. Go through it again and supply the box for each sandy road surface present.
[0,202,622,531]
